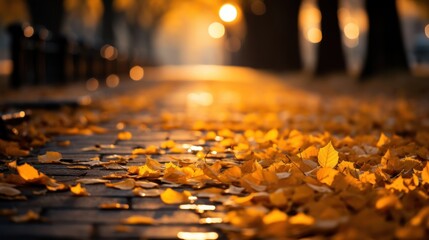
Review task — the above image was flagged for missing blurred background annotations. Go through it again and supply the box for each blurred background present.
[0,0,428,90]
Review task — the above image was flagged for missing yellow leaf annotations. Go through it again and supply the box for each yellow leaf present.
[16,163,42,182]
[376,133,390,148]
[316,167,339,186]
[161,140,176,149]
[117,131,132,140]
[132,145,159,155]
[288,212,315,225]
[105,179,135,190]
[263,209,288,225]
[375,195,402,211]
[421,162,429,185]
[264,129,278,142]
[160,188,191,204]
[38,151,62,163]
[70,183,90,196]
[145,157,162,170]
[318,141,339,168]
[122,215,154,225]
[300,145,318,159]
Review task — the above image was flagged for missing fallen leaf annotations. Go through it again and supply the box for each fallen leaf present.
[76,178,110,184]
[421,162,429,185]
[16,163,42,182]
[135,180,159,188]
[377,133,390,148]
[105,179,135,190]
[263,209,288,225]
[122,215,155,225]
[0,186,21,196]
[10,210,40,223]
[160,188,192,204]
[117,131,132,140]
[99,203,129,209]
[318,141,339,168]
[70,183,90,196]
[38,151,62,163]
[288,212,315,226]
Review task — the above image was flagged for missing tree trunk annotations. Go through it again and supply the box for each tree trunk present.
[315,0,346,75]
[26,0,64,34]
[240,0,302,71]
[360,0,409,78]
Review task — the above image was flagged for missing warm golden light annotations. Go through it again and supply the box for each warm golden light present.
[425,24,429,39]
[219,3,238,23]
[177,232,219,240]
[129,66,144,81]
[23,25,34,38]
[106,74,120,88]
[101,44,118,61]
[344,22,360,40]
[307,27,322,43]
[86,78,99,91]
[208,22,225,39]
[251,0,266,15]
[187,92,214,107]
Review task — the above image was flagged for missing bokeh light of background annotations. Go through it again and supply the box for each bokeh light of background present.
[0,0,428,90]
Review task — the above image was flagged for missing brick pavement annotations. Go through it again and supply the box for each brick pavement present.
[1,67,429,239]
[0,78,237,239]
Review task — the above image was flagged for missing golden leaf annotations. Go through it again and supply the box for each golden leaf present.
[122,215,154,225]
[16,163,42,182]
[117,131,132,140]
[288,212,315,225]
[421,162,429,185]
[38,151,62,163]
[6,160,16,169]
[134,180,158,188]
[99,203,129,209]
[269,189,288,207]
[263,129,278,142]
[301,145,318,159]
[160,188,191,204]
[105,179,135,190]
[318,141,339,168]
[146,157,162,170]
[263,209,288,225]
[375,195,402,211]
[385,176,409,193]
[316,167,339,186]
[376,133,390,148]
[132,145,159,155]
[161,140,176,149]
[70,183,90,196]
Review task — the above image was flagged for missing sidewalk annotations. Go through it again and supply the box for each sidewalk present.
[1,66,429,239]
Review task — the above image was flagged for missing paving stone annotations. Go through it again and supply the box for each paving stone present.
[0,195,127,209]
[97,225,221,239]
[0,223,92,239]
[44,209,200,224]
